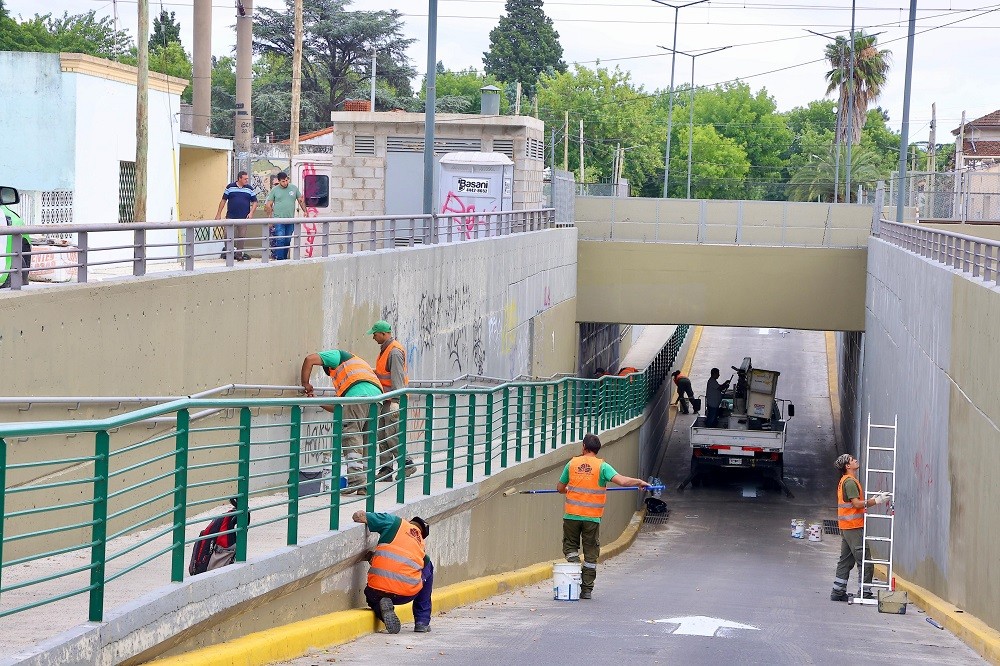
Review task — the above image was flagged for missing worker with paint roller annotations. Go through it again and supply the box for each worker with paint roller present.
[831,453,890,602]
[557,433,651,599]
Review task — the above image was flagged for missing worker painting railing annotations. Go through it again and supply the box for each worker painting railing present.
[0,208,555,291]
[878,218,1000,286]
[0,325,687,626]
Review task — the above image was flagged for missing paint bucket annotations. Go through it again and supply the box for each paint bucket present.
[553,562,582,601]
[807,523,822,542]
[791,519,805,539]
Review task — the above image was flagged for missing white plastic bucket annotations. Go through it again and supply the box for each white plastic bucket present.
[553,562,582,601]
[791,519,805,539]
[807,523,823,542]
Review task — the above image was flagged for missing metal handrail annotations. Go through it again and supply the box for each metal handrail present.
[877,218,1000,285]
[0,326,689,626]
[0,208,556,290]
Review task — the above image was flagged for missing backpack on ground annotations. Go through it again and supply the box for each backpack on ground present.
[188,510,240,576]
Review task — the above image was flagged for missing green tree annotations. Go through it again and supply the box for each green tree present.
[787,144,883,202]
[537,64,662,194]
[35,10,133,59]
[149,9,181,50]
[210,56,237,137]
[673,124,750,199]
[825,30,891,145]
[254,0,416,135]
[422,67,510,114]
[0,0,49,51]
[483,0,566,98]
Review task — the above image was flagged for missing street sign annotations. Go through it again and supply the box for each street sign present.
[652,616,759,637]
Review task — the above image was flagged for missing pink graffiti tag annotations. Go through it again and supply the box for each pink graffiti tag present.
[300,162,320,257]
[441,192,480,240]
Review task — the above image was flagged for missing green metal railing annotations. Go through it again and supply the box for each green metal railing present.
[0,326,688,624]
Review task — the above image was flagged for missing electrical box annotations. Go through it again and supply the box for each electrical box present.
[436,152,514,241]
[747,368,780,419]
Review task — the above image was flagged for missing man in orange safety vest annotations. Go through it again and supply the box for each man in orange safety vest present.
[831,453,889,601]
[556,433,650,599]
[367,320,416,482]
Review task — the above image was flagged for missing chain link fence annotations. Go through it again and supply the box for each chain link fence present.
[890,169,1000,222]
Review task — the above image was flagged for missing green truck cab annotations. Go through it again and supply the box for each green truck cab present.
[1,186,31,288]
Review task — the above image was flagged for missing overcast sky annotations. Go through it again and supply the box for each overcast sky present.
[8,0,1000,144]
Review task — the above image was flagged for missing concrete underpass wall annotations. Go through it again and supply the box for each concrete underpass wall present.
[861,238,1000,631]
[35,421,644,665]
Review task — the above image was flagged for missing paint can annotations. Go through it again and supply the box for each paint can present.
[552,562,581,601]
[807,523,822,542]
[790,519,805,539]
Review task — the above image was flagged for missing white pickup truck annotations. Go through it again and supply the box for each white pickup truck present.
[677,360,795,497]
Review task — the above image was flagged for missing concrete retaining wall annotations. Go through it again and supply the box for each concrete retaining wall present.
[860,238,1000,631]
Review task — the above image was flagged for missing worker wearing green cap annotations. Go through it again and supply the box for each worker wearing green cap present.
[367,320,416,481]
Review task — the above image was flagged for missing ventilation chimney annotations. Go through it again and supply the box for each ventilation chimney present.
[480,85,501,116]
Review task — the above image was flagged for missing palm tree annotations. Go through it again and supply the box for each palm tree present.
[825,31,891,145]
[788,145,883,203]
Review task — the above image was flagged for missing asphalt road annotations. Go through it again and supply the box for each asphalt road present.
[284,328,983,666]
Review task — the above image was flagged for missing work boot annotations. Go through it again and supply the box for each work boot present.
[830,590,849,602]
[396,459,418,481]
[580,589,592,600]
[414,623,431,633]
[377,466,394,481]
[379,597,401,634]
[566,555,581,563]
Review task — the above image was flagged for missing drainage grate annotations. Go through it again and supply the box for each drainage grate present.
[643,512,671,525]
[823,519,841,535]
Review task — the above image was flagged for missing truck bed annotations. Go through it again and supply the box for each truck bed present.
[690,417,786,453]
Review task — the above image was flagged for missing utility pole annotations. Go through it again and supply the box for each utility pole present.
[579,119,585,187]
[369,49,377,110]
[926,103,936,172]
[235,0,254,176]
[192,0,211,135]
[563,111,569,171]
[515,82,521,115]
[614,142,621,192]
[550,129,556,175]
[422,0,438,215]
[134,0,149,224]
[894,0,917,226]
[289,0,303,156]
[844,0,857,202]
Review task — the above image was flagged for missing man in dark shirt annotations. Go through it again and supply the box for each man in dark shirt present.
[215,170,258,261]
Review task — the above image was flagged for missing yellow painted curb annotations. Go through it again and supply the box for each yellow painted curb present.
[824,331,844,454]
[877,569,1000,665]
[679,325,703,379]
[150,510,647,666]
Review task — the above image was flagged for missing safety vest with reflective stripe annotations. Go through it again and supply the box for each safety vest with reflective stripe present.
[837,474,865,530]
[375,339,408,390]
[564,455,607,519]
[368,518,425,596]
[328,357,380,396]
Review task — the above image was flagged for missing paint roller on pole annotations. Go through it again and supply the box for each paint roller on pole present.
[506,479,665,499]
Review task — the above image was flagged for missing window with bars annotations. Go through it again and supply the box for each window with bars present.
[119,161,137,224]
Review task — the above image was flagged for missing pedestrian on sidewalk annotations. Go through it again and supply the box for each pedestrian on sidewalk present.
[300,349,382,494]
[831,453,888,601]
[215,171,257,261]
[556,433,651,599]
[264,172,305,260]
[367,320,417,482]
[353,510,434,634]
[671,370,696,414]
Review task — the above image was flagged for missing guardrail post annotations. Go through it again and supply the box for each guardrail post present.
[10,233,24,290]
[292,224,301,261]
[367,401,379,511]
[561,380,569,446]
[423,394,434,496]
[89,429,110,622]
[237,407,251,562]
[330,404,342,531]
[515,385,524,463]
[322,221,331,257]
[550,384,558,450]
[540,385,548,454]
[78,231,89,284]
[134,229,146,276]
[466,394,476,483]
[225,224,236,266]
[287,405,301,546]
[184,228,195,271]
[171,409,189,582]
[484,392,494,476]
[369,219,377,252]
[501,386,510,468]
[973,242,982,279]
[529,385,537,458]
[347,220,355,254]
[396,394,408,505]
[446,394,457,488]
[0,437,7,586]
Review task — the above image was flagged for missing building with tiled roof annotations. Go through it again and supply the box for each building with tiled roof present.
[952,109,1000,167]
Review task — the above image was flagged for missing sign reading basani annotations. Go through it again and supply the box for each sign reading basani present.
[457,178,490,194]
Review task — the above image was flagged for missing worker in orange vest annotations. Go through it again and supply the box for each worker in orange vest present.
[671,370,697,414]
[367,320,416,482]
[556,433,651,599]
[301,349,382,494]
[831,453,889,601]
[353,510,433,634]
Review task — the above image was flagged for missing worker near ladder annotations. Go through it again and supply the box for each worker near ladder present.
[353,510,433,633]
[557,433,650,599]
[368,320,417,481]
[831,453,889,601]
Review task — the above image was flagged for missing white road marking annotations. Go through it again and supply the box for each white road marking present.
[652,615,760,637]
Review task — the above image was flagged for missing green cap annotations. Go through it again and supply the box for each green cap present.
[366,320,392,335]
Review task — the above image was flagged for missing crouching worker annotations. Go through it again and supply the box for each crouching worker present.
[557,433,650,599]
[353,510,433,634]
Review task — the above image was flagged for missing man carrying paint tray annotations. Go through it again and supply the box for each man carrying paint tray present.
[557,433,651,599]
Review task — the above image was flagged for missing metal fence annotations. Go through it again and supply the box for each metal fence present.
[878,218,1000,286]
[0,325,688,625]
[890,170,1000,222]
[0,208,555,291]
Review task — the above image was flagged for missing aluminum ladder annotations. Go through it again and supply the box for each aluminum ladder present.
[851,413,897,606]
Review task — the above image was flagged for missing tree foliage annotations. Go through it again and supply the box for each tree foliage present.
[825,30,891,145]
[422,66,511,114]
[0,7,134,60]
[149,9,181,51]
[483,0,566,98]
[254,0,416,136]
